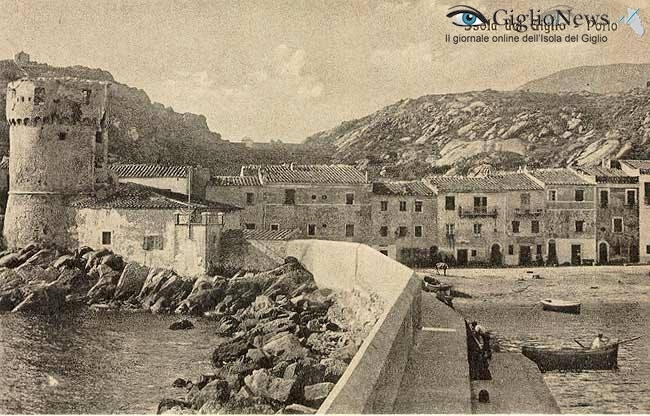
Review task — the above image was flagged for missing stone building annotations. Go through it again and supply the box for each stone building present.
[14,51,30,65]
[427,173,546,266]
[207,164,372,242]
[111,164,210,199]
[620,160,650,263]
[527,168,596,265]
[70,183,240,276]
[3,77,110,248]
[574,165,639,264]
[368,180,437,265]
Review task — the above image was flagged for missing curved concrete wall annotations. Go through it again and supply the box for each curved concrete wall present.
[286,240,422,413]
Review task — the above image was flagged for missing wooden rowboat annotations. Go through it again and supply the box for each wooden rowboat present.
[541,299,581,314]
[521,343,618,372]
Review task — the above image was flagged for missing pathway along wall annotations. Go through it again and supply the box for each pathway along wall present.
[286,240,422,413]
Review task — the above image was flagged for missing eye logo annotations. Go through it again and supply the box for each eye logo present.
[446,5,488,27]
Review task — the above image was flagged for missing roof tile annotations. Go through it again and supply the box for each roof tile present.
[243,228,299,241]
[372,180,435,196]
[242,164,367,184]
[527,168,594,186]
[111,164,189,178]
[427,172,543,193]
[210,176,262,186]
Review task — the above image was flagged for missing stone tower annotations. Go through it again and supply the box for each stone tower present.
[4,77,110,249]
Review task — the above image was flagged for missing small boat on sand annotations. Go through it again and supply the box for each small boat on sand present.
[541,299,581,314]
[422,275,452,293]
[522,343,618,372]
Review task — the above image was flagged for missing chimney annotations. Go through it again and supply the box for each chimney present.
[240,166,244,177]
[290,162,294,171]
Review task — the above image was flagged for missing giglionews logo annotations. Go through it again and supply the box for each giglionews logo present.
[445,4,644,36]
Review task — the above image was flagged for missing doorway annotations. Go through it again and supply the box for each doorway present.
[519,245,532,266]
[571,244,582,266]
[547,240,558,265]
[598,242,608,264]
[630,245,640,263]
[490,244,503,266]
[457,249,468,266]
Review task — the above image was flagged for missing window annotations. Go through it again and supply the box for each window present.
[599,189,609,208]
[445,196,455,210]
[102,231,112,245]
[284,189,296,205]
[473,223,482,236]
[647,245,650,255]
[379,226,388,237]
[399,201,407,211]
[346,193,354,205]
[575,189,585,202]
[613,218,623,233]
[531,220,540,234]
[380,201,388,211]
[536,244,542,255]
[474,196,487,213]
[445,224,455,235]
[82,89,92,104]
[414,201,423,212]
[58,132,67,141]
[244,223,256,230]
[308,224,316,236]
[415,226,423,237]
[520,193,530,206]
[311,195,317,200]
[471,249,477,257]
[270,224,279,231]
[548,190,556,201]
[379,250,389,256]
[508,245,514,255]
[95,131,103,143]
[398,226,408,237]
[575,220,584,233]
[345,224,355,237]
[512,221,520,233]
[143,235,163,251]
[322,195,328,200]
[627,189,637,206]
[246,192,255,205]
[646,183,650,205]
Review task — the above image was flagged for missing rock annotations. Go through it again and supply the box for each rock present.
[114,262,149,301]
[246,348,272,368]
[85,248,112,270]
[248,295,275,318]
[14,263,58,283]
[138,269,175,307]
[52,255,82,269]
[24,249,58,268]
[56,268,89,294]
[303,382,335,407]
[262,333,308,362]
[244,369,296,403]
[194,374,219,390]
[156,273,195,307]
[330,342,358,363]
[258,317,296,337]
[12,281,67,314]
[283,404,317,414]
[175,277,226,315]
[216,316,240,336]
[151,296,169,314]
[170,319,194,330]
[75,246,94,258]
[271,361,290,378]
[101,254,125,271]
[211,338,250,367]
[0,253,22,268]
[190,378,230,409]
[305,332,342,355]
[320,358,347,383]
[157,398,191,415]
[197,400,222,414]
[86,269,119,304]
[172,378,188,388]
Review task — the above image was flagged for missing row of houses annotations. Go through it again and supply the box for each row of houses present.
[106,160,650,268]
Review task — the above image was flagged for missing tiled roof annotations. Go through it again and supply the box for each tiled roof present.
[243,228,299,241]
[372,180,435,196]
[242,164,367,184]
[527,168,594,186]
[574,166,636,178]
[619,160,650,170]
[70,182,240,211]
[426,173,543,193]
[210,176,262,187]
[110,164,189,178]
[0,157,8,170]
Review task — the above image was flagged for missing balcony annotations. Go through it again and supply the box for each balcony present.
[458,206,498,218]
[513,207,543,217]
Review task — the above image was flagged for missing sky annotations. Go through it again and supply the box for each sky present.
[0,0,648,142]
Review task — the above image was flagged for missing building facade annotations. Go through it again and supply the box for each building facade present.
[111,164,210,199]
[206,174,263,229]
[574,165,639,264]
[368,180,437,264]
[527,168,597,265]
[428,173,546,266]
[621,160,650,263]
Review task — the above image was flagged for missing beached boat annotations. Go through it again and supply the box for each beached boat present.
[541,299,581,314]
[521,343,618,372]
[422,275,452,293]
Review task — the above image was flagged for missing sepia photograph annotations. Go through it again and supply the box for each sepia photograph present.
[0,0,649,414]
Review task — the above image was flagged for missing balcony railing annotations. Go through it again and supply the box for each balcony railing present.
[458,206,498,218]
[513,208,543,217]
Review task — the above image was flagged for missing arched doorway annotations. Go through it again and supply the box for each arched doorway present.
[490,244,503,266]
[598,242,609,265]
[547,240,558,266]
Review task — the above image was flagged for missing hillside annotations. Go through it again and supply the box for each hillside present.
[518,64,650,94]
[0,59,331,173]
[304,88,650,178]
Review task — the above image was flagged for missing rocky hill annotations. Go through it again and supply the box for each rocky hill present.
[304,88,650,178]
[0,59,331,173]
[518,63,650,94]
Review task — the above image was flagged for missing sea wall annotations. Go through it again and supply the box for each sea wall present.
[286,240,422,413]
